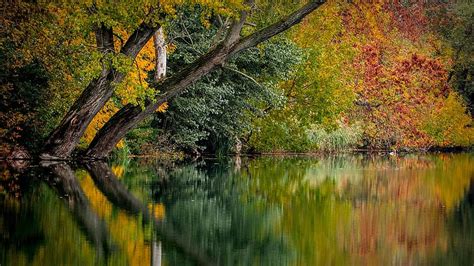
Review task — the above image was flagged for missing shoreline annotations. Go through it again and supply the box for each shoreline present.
[1,146,472,162]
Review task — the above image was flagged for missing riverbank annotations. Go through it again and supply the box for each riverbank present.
[2,144,473,162]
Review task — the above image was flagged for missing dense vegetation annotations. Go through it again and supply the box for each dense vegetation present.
[251,1,474,152]
[1,0,473,158]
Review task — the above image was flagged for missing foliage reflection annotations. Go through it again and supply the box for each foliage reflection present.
[1,153,473,265]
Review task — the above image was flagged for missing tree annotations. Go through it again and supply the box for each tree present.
[430,1,474,114]
[249,0,474,152]
[249,1,358,152]
[39,9,158,159]
[19,1,247,159]
[346,0,473,149]
[83,1,325,159]
[124,8,302,155]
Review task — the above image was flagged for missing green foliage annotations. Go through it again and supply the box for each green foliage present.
[249,117,313,152]
[306,123,362,152]
[126,8,302,154]
[423,93,474,147]
[249,120,362,153]
[431,1,474,113]
[123,118,160,154]
[249,1,357,153]
[160,41,301,152]
[0,43,50,151]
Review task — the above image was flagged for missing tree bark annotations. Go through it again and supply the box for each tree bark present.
[85,1,324,159]
[85,40,235,158]
[153,27,167,80]
[40,21,158,160]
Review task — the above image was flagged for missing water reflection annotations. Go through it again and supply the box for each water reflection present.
[1,153,473,265]
[45,163,113,260]
[85,161,214,266]
[240,154,474,265]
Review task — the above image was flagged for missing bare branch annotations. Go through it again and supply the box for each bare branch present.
[112,32,125,49]
[244,21,257,27]
[153,27,167,80]
[223,66,262,88]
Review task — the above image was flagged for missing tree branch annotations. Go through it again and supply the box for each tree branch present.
[120,21,160,58]
[231,1,324,54]
[95,23,114,53]
[85,1,326,158]
[112,32,125,49]
[223,66,262,88]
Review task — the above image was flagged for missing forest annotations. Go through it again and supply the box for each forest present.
[2,1,474,265]
[1,0,473,159]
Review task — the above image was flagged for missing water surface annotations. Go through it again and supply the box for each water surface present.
[1,153,473,265]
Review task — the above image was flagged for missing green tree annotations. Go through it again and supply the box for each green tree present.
[125,8,302,155]
[431,1,474,114]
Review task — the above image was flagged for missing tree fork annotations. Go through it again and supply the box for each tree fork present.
[85,1,325,159]
[40,20,159,160]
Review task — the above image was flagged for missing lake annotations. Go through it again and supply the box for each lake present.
[1,153,473,265]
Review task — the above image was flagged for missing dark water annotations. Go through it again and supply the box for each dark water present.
[1,153,473,265]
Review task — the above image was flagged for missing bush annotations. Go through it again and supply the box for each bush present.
[423,93,474,148]
[307,123,362,152]
[249,119,362,153]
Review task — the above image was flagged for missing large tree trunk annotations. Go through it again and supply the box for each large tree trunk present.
[85,101,158,158]
[83,28,168,159]
[85,42,232,158]
[40,22,158,160]
[85,1,324,159]
[41,71,121,159]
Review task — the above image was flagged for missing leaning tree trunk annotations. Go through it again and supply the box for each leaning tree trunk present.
[85,1,324,159]
[83,28,168,159]
[85,42,234,158]
[40,22,158,160]
[41,71,121,159]
[85,25,234,158]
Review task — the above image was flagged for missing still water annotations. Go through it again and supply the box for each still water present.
[1,153,473,265]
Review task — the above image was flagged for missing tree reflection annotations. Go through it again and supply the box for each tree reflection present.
[2,153,473,265]
[240,154,474,265]
[85,161,214,266]
[430,177,474,265]
[85,162,148,217]
[1,163,109,265]
[43,162,113,260]
[115,159,292,265]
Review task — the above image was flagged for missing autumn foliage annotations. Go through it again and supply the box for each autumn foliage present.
[344,0,473,149]
[251,0,473,152]
[0,0,472,156]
